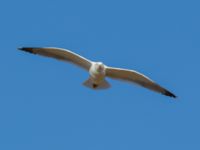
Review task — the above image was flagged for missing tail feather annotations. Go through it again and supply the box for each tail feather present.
[83,78,111,90]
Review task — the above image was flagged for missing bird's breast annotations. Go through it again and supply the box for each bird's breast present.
[89,65,105,83]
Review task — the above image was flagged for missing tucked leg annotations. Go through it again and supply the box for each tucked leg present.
[93,84,98,88]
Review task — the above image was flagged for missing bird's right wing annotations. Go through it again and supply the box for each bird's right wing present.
[18,47,92,71]
[106,67,176,98]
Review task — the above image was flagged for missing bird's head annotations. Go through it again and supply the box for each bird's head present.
[95,62,105,73]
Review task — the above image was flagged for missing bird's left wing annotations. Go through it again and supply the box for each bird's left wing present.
[18,47,92,71]
[106,67,176,98]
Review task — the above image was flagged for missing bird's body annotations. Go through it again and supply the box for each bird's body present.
[18,47,176,98]
[89,62,106,86]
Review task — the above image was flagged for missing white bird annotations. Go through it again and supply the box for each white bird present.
[18,47,176,98]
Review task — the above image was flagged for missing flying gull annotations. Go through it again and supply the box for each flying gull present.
[18,47,176,98]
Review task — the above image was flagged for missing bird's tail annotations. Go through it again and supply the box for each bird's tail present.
[83,78,111,90]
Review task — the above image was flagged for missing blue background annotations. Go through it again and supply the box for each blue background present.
[0,0,200,149]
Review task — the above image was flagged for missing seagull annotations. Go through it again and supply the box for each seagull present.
[18,47,176,98]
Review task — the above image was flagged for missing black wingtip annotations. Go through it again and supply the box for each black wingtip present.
[18,47,36,54]
[163,90,177,98]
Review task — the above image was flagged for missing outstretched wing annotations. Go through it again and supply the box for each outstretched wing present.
[106,67,176,98]
[18,47,92,71]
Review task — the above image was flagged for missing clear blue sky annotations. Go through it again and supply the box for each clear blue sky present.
[0,0,200,149]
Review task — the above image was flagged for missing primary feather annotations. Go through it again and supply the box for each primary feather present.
[18,47,92,70]
[105,67,176,98]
